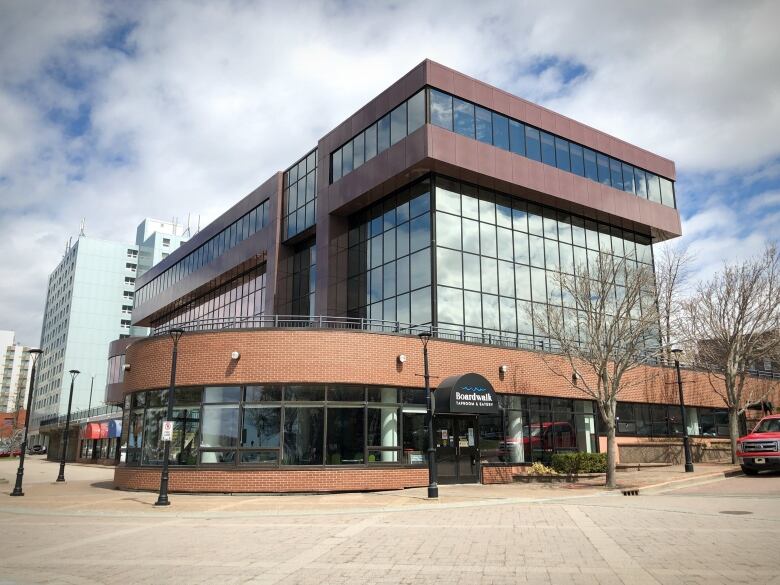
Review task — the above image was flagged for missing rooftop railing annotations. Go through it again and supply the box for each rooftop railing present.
[38,404,122,429]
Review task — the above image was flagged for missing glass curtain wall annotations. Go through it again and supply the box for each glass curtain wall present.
[151,264,266,332]
[277,239,317,317]
[283,149,318,241]
[431,175,656,350]
[346,178,433,327]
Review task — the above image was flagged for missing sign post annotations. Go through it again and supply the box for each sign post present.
[161,420,174,442]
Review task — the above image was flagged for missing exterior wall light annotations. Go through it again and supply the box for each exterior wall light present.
[231,351,240,360]
[123,364,131,372]
[397,354,407,364]
[499,365,508,374]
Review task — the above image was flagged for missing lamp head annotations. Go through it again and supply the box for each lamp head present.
[671,348,683,356]
[169,328,185,343]
[29,348,43,355]
[69,369,80,376]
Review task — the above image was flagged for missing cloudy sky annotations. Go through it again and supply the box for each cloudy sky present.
[1,0,779,345]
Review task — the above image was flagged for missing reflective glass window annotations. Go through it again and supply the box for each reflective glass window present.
[596,153,611,186]
[429,89,453,130]
[242,407,280,448]
[622,163,635,194]
[609,158,623,189]
[475,106,492,144]
[492,112,509,150]
[390,102,407,145]
[634,168,648,199]
[377,114,391,153]
[283,407,323,465]
[660,178,675,207]
[453,98,475,138]
[365,124,377,161]
[647,173,661,203]
[509,120,525,156]
[541,132,556,165]
[407,90,425,133]
[353,132,365,168]
[525,126,541,161]
[555,137,570,172]
[570,143,585,176]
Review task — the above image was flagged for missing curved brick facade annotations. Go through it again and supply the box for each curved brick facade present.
[113,328,780,493]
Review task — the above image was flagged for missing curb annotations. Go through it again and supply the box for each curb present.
[620,468,742,496]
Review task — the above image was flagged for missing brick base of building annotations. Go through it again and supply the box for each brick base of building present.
[481,465,525,484]
[113,466,430,493]
[76,455,118,466]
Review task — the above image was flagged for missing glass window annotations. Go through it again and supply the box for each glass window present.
[492,112,509,150]
[555,137,570,172]
[596,153,611,186]
[402,412,427,464]
[453,98,475,138]
[437,247,463,288]
[541,132,556,165]
[437,285,464,325]
[660,178,675,207]
[203,386,241,403]
[365,124,377,161]
[326,407,365,464]
[410,286,432,324]
[390,102,407,145]
[525,126,541,161]
[141,408,165,465]
[622,163,635,194]
[242,407,280,448]
[283,407,324,465]
[570,144,584,176]
[353,132,365,168]
[409,213,431,252]
[462,218,480,254]
[245,386,282,402]
[429,89,453,130]
[342,141,354,175]
[480,222,497,257]
[367,406,399,451]
[410,248,431,289]
[285,386,325,401]
[407,90,425,133]
[634,168,648,199]
[377,114,391,153]
[509,120,525,156]
[609,158,623,190]
[475,106,492,144]
[201,405,239,448]
[436,183,461,215]
[647,173,662,203]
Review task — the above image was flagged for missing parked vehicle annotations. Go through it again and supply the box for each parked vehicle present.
[736,414,780,475]
[0,447,10,457]
[28,444,47,455]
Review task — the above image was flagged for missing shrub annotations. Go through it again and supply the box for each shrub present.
[550,452,607,475]
[529,462,558,476]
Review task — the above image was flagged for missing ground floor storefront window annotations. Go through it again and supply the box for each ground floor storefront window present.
[121,385,605,470]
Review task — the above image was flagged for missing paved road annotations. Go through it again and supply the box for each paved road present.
[1,459,779,585]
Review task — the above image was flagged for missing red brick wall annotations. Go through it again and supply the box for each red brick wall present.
[114,466,428,493]
[120,329,780,409]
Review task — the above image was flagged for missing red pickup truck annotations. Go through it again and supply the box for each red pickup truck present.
[736,414,780,475]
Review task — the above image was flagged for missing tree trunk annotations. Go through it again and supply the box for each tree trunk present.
[728,407,740,464]
[605,424,617,488]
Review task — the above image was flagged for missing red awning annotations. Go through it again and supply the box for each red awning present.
[83,423,103,440]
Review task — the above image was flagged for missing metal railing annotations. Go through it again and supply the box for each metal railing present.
[39,404,122,429]
[149,314,780,380]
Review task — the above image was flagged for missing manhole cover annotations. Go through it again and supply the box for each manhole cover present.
[719,510,753,515]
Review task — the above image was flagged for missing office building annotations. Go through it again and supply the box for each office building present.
[107,60,780,493]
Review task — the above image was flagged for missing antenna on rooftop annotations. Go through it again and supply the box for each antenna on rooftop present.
[197,215,201,235]
[79,218,86,237]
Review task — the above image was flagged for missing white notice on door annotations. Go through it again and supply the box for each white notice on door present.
[467,427,475,446]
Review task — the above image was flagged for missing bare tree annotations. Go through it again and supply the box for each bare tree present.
[655,244,694,362]
[681,243,780,462]
[532,252,660,488]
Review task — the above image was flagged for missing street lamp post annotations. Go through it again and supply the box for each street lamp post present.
[87,375,95,412]
[671,348,694,473]
[56,369,80,482]
[10,348,44,497]
[418,331,438,499]
[155,328,184,507]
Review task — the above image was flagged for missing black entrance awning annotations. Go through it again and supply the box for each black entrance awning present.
[435,373,499,415]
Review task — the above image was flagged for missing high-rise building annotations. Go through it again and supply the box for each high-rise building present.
[29,220,186,443]
[0,330,33,414]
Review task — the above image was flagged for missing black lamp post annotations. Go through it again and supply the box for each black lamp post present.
[155,328,184,507]
[56,369,80,482]
[671,348,694,473]
[418,331,438,499]
[10,348,44,497]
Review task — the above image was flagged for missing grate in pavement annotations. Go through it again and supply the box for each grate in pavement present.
[719,510,753,515]
[621,489,640,496]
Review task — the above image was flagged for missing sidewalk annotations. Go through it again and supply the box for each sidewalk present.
[1,458,741,518]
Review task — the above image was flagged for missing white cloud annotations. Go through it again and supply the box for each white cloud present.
[0,0,779,343]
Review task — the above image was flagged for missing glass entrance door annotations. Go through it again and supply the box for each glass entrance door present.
[434,416,479,483]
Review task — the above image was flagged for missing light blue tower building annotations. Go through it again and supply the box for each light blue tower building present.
[29,220,187,446]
